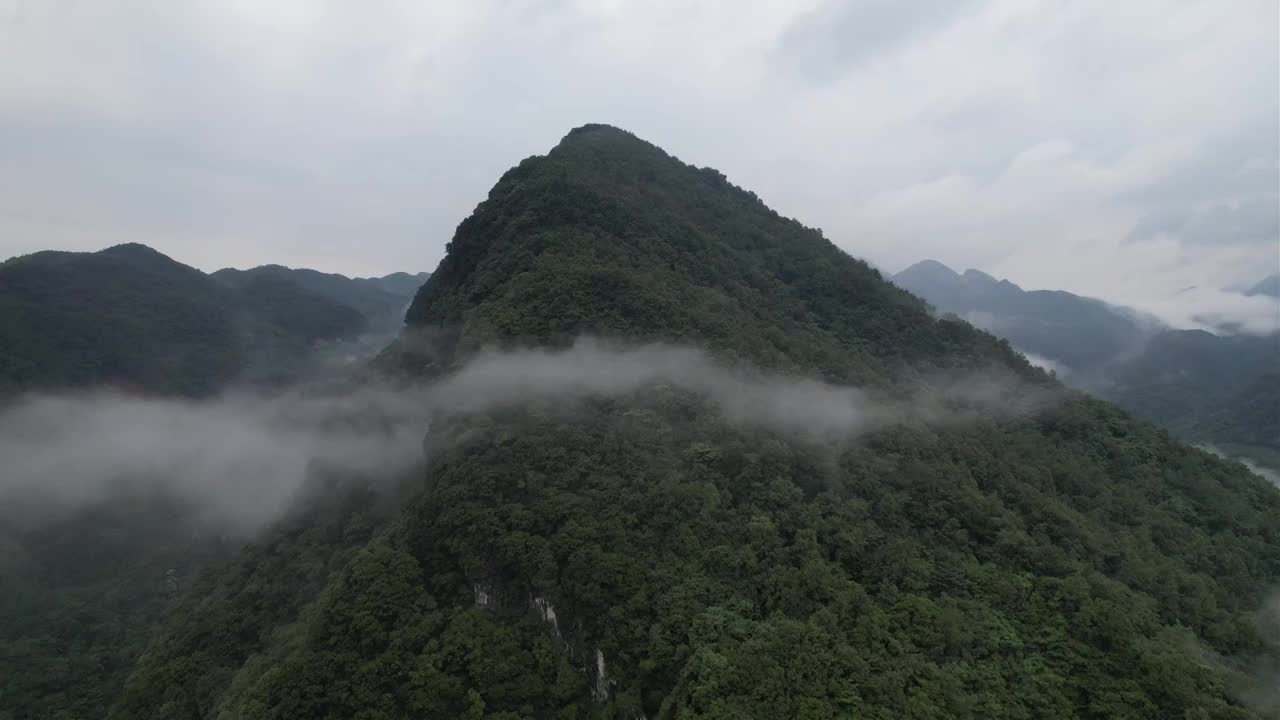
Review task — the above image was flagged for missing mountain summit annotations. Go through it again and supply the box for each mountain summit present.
[408,125,1020,384]
[112,127,1280,719]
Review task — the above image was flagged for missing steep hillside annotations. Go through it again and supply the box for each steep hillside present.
[0,246,421,719]
[1105,330,1279,436]
[114,126,1280,719]
[0,492,234,720]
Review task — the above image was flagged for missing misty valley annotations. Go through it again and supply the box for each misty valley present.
[1,126,1278,720]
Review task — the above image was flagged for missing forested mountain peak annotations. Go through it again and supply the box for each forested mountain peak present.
[100,127,1280,719]
[97,127,1280,717]
[894,260,1026,304]
[0,244,426,398]
[899,258,957,276]
[407,126,1026,388]
[4,242,202,279]
[0,244,249,395]
[96,242,173,261]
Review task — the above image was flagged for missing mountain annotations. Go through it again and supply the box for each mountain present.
[212,266,428,331]
[0,491,235,720]
[895,260,1280,471]
[110,126,1280,719]
[893,259,1151,377]
[1107,330,1280,458]
[0,247,427,719]
[0,243,259,396]
[370,270,432,296]
[1244,274,1280,298]
[0,245,428,397]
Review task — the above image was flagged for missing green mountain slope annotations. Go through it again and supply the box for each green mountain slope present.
[0,493,234,720]
[0,244,246,396]
[0,246,424,720]
[1105,330,1279,440]
[113,126,1280,719]
[212,265,428,332]
[0,244,373,396]
[1198,373,1280,450]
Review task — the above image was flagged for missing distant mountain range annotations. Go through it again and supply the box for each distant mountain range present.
[0,244,428,396]
[894,260,1280,472]
[893,259,1155,377]
[212,265,429,332]
[1245,273,1280,298]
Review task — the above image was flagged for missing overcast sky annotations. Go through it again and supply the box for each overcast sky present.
[1,0,1276,328]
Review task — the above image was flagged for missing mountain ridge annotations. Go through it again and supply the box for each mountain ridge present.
[894,258,1280,473]
[893,258,1153,378]
[0,243,430,397]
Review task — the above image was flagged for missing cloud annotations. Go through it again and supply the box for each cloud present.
[1129,197,1280,248]
[1139,287,1280,335]
[1198,444,1280,488]
[0,338,1055,532]
[0,0,1274,317]
[0,386,432,532]
[1018,351,1066,377]
[776,0,981,82]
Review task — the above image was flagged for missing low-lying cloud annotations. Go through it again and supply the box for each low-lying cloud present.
[0,386,431,532]
[0,339,1055,532]
[1198,443,1280,488]
[1138,286,1280,336]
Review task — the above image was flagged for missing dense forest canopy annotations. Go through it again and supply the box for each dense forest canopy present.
[0,247,429,720]
[212,265,429,332]
[0,245,428,397]
[98,125,1280,720]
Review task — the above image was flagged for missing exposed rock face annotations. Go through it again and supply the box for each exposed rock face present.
[526,592,616,703]
[469,577,616,703]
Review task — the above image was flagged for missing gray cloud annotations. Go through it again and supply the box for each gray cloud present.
[776,0,981,82]
[0,0,1275,326]
[1129,197,1280,247]
[0,338,1055,532]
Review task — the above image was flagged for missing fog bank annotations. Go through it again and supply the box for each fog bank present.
[0,339,1055,532]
